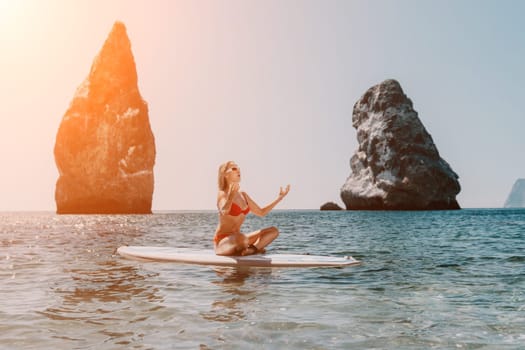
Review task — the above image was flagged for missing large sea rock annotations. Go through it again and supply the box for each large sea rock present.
[504,179,525,208]
[54,22,156,214]
[341,79,460,210]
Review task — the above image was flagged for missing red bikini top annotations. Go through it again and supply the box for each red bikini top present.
[229,202,250,216]
[228,194,250,216]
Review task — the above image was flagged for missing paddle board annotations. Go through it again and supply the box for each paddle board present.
[117,246,360,268]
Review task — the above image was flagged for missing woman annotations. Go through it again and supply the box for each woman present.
[214,161,290,256]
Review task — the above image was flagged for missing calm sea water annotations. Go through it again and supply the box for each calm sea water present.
[1,209,524,349]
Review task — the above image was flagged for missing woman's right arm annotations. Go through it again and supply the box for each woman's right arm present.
[218,184,238,215]
[217,192,231,216]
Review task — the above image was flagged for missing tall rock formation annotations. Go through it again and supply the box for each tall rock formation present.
[54,22,156,214]
[341,79,460,210]
[504,179,525,208]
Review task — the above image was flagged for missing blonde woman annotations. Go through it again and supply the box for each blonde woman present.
[214,161,290,256]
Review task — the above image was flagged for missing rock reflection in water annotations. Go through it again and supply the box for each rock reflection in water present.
[40,261,162,314]
[38,258,163,347]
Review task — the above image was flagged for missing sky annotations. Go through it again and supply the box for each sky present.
[1,0,524,211]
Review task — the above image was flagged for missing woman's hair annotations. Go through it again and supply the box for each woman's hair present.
[218,161,236,191]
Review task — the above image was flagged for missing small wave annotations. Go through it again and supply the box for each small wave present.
[506,255,525,262]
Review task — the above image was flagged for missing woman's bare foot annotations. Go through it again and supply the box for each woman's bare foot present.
[241,244,265,256]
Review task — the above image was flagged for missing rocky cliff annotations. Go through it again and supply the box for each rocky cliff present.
[341,79,460,210]
[504,179,525,208]
[54,22,156,214]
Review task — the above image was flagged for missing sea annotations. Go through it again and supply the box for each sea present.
[1,209,524,349]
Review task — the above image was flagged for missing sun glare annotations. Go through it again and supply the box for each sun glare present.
[1,0,31,23]
[0,0,15,14]
[0,0,21,28]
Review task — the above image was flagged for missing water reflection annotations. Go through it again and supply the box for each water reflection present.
[28,215,165,348]
[201,267,273,322]
[36,256,164,348]
[39,260,162,319]
[70,261,161,304]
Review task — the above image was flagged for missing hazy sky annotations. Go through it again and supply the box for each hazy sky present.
[1,0,524,211]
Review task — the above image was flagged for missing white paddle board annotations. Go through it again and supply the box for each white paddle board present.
[117,246,360,268]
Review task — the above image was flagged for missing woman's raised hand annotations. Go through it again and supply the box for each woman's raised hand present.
[228,183,240,198]
[279,185,291,199]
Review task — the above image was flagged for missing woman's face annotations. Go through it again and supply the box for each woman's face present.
[225,164,241,183]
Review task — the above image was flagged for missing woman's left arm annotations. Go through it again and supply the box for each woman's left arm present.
[244,185,290,217]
